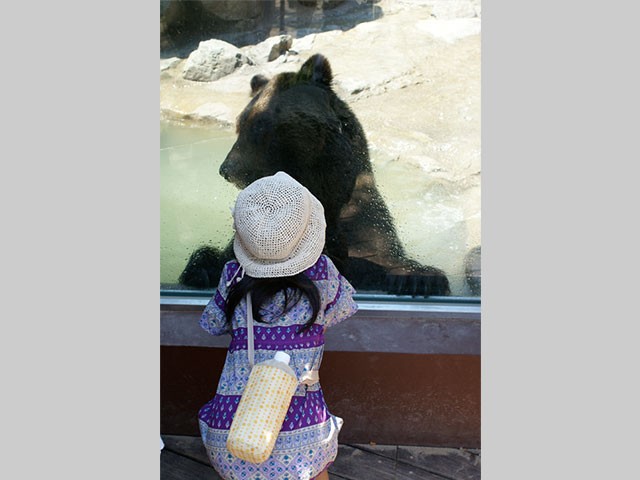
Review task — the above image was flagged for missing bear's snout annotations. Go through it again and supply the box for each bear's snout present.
[219,152,255,189]
[219,160,230,181]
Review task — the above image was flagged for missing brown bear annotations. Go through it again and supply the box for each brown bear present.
[180,53,450,297]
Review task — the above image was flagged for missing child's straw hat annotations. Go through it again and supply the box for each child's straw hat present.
[232,171,326,278]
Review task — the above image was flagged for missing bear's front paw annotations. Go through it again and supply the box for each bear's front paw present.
[179,245,226,289]
[385,264,451,297]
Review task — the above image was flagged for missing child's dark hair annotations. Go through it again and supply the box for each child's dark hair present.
[225,273,321,332]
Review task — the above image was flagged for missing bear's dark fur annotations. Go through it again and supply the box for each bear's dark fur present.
[180,53,450,297]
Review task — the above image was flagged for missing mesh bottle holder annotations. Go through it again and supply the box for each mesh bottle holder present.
[226,294,300,464]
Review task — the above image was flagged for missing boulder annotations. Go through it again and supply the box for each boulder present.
[242,35,294,64]
[182,39,253,82]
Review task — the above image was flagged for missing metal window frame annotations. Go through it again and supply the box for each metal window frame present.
[161,292,480,355]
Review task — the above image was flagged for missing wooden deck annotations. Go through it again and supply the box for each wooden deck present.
[161,435,481,480]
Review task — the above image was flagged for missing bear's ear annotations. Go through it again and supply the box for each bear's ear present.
[297,54,333,86]
[250,74,269,96]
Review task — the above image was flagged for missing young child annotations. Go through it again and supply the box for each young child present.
[198,171,358,480]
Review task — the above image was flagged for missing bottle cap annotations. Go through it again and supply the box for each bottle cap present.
[274,351,291,365]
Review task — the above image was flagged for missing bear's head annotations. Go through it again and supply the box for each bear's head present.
[219,53,370,225]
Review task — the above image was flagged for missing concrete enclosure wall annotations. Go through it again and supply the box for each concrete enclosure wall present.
[160,300,481,447]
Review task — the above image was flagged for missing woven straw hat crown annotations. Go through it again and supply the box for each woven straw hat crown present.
[232,172,326,278]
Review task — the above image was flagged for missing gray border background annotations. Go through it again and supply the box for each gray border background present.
[482,0,639,478]
[4,1,639,479]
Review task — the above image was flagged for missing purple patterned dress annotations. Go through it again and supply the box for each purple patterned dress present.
[198,254,358,480]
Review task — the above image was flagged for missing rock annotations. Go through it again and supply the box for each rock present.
[429,0,481,19]
[182,39,253,82]
[160,57,181,71]
[242,35,294,64]
[415,18,481,44]
[192,103,235,126]
[291,34,317,53]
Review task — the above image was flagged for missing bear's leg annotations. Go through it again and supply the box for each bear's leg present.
[337,172,451,297]
[178,241,234,289]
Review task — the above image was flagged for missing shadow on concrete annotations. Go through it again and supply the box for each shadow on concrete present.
[160,0,384,59]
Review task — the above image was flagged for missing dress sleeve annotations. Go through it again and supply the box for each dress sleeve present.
[199,261,238,336]
[321,256,359,329]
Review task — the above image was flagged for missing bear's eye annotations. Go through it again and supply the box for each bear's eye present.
[249,117,272,145]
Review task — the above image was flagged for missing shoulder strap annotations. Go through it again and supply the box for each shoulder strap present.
[245,293,318,385]
[246,293,255,367]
